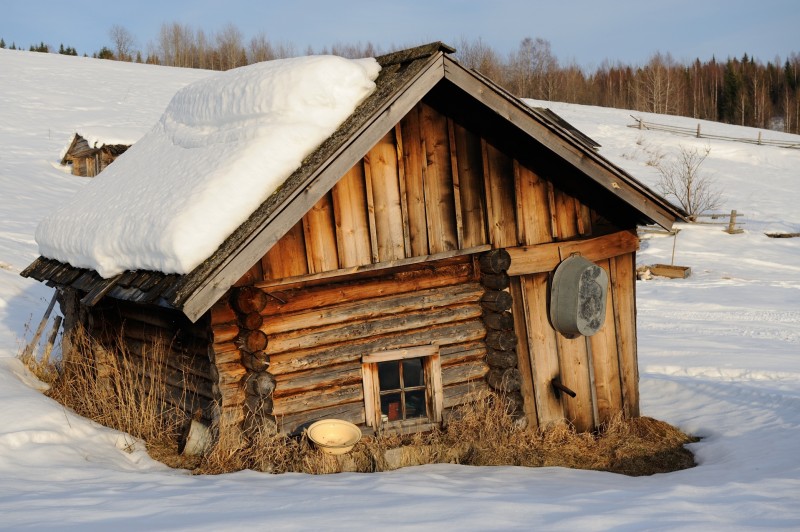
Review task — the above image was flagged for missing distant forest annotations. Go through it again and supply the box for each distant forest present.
[3,23,799,134]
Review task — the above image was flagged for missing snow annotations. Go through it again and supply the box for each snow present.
[58,127,145,161]
[1,49,799,529]
[36,55,381,278]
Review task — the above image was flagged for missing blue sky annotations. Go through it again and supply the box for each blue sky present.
[3,0,798,69]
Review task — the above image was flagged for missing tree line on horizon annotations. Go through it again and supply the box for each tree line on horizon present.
[2,23,799,134]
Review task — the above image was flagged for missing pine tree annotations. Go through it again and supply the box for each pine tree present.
[0,38,5,49]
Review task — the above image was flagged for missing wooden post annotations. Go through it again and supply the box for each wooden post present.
[22,292,58,361]
[696,124,701,138]
[725,210,743,234]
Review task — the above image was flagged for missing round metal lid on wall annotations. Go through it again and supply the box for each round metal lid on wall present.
[549,255,609,337]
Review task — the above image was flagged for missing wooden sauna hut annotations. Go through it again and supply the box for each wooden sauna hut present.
[23,43,683,450]
[60,131,131,177]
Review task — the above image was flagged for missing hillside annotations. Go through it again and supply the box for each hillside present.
[1,50,799,530]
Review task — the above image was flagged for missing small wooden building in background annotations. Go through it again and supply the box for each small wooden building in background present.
[61,132,131,177]
[24,43,682,449]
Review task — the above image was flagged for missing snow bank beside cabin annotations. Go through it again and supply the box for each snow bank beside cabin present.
[36,55,381,277]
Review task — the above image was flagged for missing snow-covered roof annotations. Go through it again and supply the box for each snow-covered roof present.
[59,127,143,160]
[36,55,381,278]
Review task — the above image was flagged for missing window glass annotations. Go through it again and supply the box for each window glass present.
[378,361,400,389]
[402,358,423,387]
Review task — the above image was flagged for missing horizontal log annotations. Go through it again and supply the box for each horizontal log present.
[440,342,488,367]
[233,286,268,314]
[238,329,268,353]
[480,290,512,312]
[241,351,270,372]
[114,303,207,339]
[506,230,639,276]
[268,319,487,375]
[244,394,274,417]
[442,360,489,386]
[481,272,510,290]
[124,337,212,381]
[124,353,215,400]
[239,311,264,331]
[443,380,489,409]
[265,303,482,355]
[215,361,247,385]
[486,348,518,369]
[479,249,511,274]
[212,323,240,344]
[486,330,518,351]
[272,383,363,416]
[486,367,522,392]
[260,282,483,336]
[246,371,276,397]
[483,311,514,331]
[273,363,362,399]
[210,299,237,325]
[276,401,365,435]
[257,259,477,316]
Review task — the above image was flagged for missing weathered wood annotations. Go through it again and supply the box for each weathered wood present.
[441,360,489,386]
[451,121,487,248]
[260,282,483,335]
[366,131,405,262]
[246,371,276,397]
[393,123,413,258]
[210,299,237,325]
[211,323,240,344]
[258,258,476,315]
[420,102,458,254]
[332,162,373,268]
[302,192,339,273]
[485,329,518,351]
[611,252,640,417]
[265,303,481,355]
[483,310,514,331]
[588,259,623,425]
[505,230,639,277]
[268,319,487,375]
[272,383,363,416]
[273,363,362,399]
[478,249,511,274]
[481,272,510,290]
[554,189,579,240]
[509,277,538,428]
[514,162,553,246]
[556,333,594,432]
[22,292,58,360]
[480,289,512,312]
[241,351,270,372]
[447,118,465,249]
[486,348,518,368]
[546,181,559,240]
[238,329,268,353]
[239,312,264,331]
[482,139,518,248]
[276,401,365,435]
[234,260,264,287]
[519,273,565,425]
[262,220,308,280]
[486,367,522,392]
[440,342,488,367]
[244,394,274,417]
[233,286,268,314]
[400,105,430,257]
[123,337,212,380]
[442,379,490,409]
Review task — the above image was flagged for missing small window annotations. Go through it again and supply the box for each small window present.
[362,346,443,432]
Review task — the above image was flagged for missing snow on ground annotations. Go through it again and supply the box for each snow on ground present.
[0,50,798,530]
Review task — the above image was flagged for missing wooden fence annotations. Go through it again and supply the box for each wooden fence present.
[629,116,800,149]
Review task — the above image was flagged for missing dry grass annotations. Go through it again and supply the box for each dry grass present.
[21,332,695,477]
[35,327,188,448]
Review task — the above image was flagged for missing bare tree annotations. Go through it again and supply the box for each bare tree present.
[109,24,136,62]
[656,145,721,220]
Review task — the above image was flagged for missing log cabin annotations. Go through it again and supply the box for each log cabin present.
[60,132,131,177]
[23,43,683,451]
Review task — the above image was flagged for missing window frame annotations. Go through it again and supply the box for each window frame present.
[362,346,443,432]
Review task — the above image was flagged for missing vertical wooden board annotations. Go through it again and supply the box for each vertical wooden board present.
[576,199,593,237]
[509,277,538,429]
[365,132,405,262]
[481,140,518,248]
[555,333,594,432]
[588,259,624,425]
[400,106,429,256]
[420,103,458,254]
[302,192,339,274]
[520,273,564,426]
[554,188,579,240]
[233,260,264,287]
[332,163,372,268]
[452,123,487,248]
[514,162,554,246]
[394,124,413,258]
[611,252,640,417]
[262,220,308,280]
[447,119,465,250]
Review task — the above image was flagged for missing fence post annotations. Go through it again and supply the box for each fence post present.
[758,131,762,145]
[696,124,701,138]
